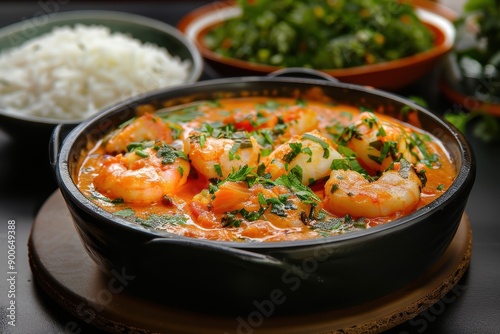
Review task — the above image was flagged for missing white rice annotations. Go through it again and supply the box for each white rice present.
[0,24,192,120]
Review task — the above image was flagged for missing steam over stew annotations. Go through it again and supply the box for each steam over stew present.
[76,97,456,242]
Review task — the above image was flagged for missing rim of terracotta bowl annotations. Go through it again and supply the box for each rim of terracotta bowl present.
[178,1,455,80]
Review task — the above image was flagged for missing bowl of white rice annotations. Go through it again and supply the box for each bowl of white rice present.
[0,10,203,141]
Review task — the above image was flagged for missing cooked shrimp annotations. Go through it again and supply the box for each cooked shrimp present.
[185,132,261,180]
[104,113,173,154]
[281,105,320,138]
[323,160,422,218]
[265,130,343,185]
[210,181,312,229]
[344,112,422,173]
[93,143,190,204]
[223,104,318,140]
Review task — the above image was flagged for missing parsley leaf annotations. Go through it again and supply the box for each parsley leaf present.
[274,171,321,206]
[221,165,259,187]
[301,133,330,158]
[156,143,188,164]
[137,214,187,229]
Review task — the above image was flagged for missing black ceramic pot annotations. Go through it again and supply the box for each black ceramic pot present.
[51,74,475,315]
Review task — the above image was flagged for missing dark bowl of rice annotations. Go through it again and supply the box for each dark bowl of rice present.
[0,10,203,144]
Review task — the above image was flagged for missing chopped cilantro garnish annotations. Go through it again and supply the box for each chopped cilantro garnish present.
[408,132,439,167]
[135,149,149,158]
[310,215,366,233]
[199,134,206,148]
[273,116,288,135]
[256,163,266,176]
[115,208,134,217]
[167,123,183,140]
[214,164,223,177]
[368,140,397,165]
[257,192,267,206]
[376,125,387,137]
[267,196,297,217]
[361,113,378,128]
[240,207,266,221]
[221,165,261,188]
[417,169,428,188]
[90,190,124,204]
[138,214,187,229]
[296,99,307,107]
[313,218,343,230]
[336,145,355,157]
[126,140,154,153]
[260,148,273,157]
[283,142,304,163]
[301,133,330,159]
[337,124,362,146]
[208,182,219,194]
[228,142,241,161]
[221,211,243,227]
[330,146,369,178]
[156,144,188,164]
[252,129,274,147]
[274,171,321,206]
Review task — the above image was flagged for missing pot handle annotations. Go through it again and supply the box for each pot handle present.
[268,67,338,82]
[144,237,285,268]
[49,123,77,174]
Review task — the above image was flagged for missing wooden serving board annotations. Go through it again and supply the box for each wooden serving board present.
[28,190,472,334]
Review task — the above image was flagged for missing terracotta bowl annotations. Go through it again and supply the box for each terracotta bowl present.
[178,0,456,91]
[440,54,500,117]
[51,74,475,315]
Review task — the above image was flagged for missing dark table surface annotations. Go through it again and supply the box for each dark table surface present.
[1,2,499,334]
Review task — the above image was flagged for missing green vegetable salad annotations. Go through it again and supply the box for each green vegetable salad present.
[204,0,435,69]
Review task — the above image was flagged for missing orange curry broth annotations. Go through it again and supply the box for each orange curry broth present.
[75,97,456,242]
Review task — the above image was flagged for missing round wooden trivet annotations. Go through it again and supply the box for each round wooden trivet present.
[28,190,472,334]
